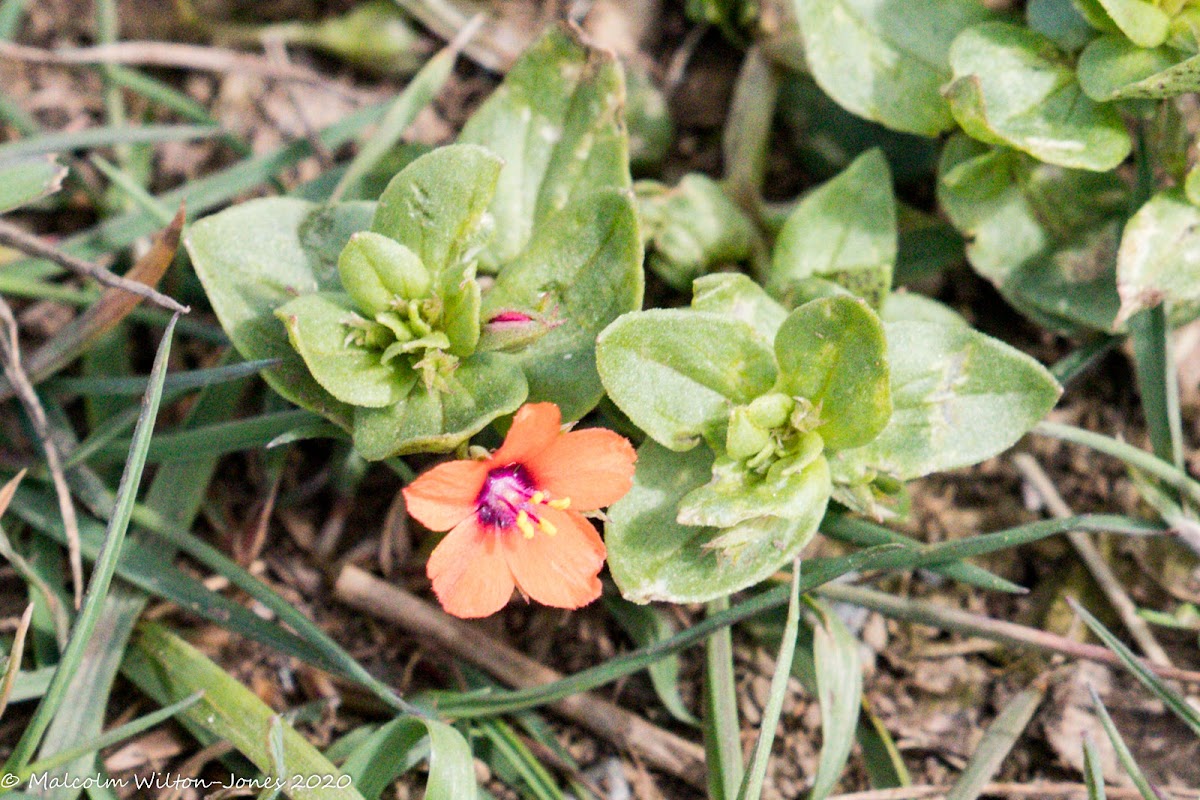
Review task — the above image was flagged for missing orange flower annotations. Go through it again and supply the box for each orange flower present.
[402,403,637,619]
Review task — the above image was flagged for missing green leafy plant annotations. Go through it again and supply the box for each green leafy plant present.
[186,24,642,458]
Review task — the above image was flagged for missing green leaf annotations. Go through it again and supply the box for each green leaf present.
[337,231,431,315]
[602,597,698,726]
[735,565,804,800]
[1092,0,1169,47]
[677,446,827,529]
[0,157,66,214]
[691,273,788,347]
[351,352,526,458]
[807,600,863,800]
[775,296,891,451]
[829,318,1061,481]
[341,716,476,800]
[1027,0,1098,51]
[936,134,1125,332]
[945,22,1132,171]
[370,144,502,278]
[460,24,630,271]
[185,198,356,428]
[1078,35,1200,100]
[122,623,367,800]
[792,0,994,136]
[768,149,896,308]
[606,441,830,604]
[481,188,642,421]
[637,174,755,291]
[597,309,777,452]
[1116,189,1200,323]
[276,292,417,408]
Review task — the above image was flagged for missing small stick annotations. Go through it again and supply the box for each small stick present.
[0,218,187,314]
[0,297,83,608]
[0,41,362,99]
[1014,453,1173,668]
[816,583,1200,684]
[333,564,707,786]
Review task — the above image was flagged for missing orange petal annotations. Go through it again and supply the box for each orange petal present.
[427,518,515,618]
[403,459,488,531]
[525,428,637,511]
[490,403,561,466]
[504,507,605,610]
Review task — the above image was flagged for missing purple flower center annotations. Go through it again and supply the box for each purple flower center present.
[475,464,537,529]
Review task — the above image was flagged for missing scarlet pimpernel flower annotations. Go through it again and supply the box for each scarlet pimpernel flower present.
[402,403,637,619]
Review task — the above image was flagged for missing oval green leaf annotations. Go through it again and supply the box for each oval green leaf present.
[1116,189,1200,323]
[768,149,896,309]
[828,318,1061,480]
[1078,34,1200,100]
[945,22,1132,171]
[275,292,416,408]
[482,189,643,421]
[351,352,526,458]
[606,441,830,604]
[185,198,358,429]
[792,0,995,136]
[597,309,777,452]
[775,296,891,451]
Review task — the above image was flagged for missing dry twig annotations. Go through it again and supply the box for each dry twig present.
[0,40,364,99]
[333,564,707,787]
[0,218,187,314]
[0,297,83,607]
[1014,453,1173,668]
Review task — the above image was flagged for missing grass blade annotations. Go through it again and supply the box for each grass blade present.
[0,124,219,161]
[17,691,203,779]
[822,513,1023,593]
[475,718,560,800]
[1,312,178,776]
[122,622,367,800]
[0,604,33,722]
[736,560,804,800]
[604,595,698,725]
[704,596,743,800]
[1082,735,1108,800]
[944,680,1046,800]
[1128,305,1183,469]
[329,31,463,202]
[807,598,864,800]
[1072,599,1200,736]
[1087,685,1163,800]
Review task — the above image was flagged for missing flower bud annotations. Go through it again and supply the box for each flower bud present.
[747,392,794,429]
[726,406,770,461]
[339,231,431,316]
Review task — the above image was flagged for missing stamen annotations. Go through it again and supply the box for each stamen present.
[530,491,546,504]
[548,497,570,510]
[517,510,536,539]
[538,517,557,536]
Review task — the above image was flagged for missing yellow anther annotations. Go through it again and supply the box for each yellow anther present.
[516,510,536,539]
[530,491,546,505]
[538,517,557,536]
[549,497,571,510]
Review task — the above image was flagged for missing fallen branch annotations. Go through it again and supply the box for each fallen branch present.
[333,564,707,786]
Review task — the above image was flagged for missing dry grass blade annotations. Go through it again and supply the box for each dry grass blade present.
[0,296,83,608]
[824,783,1200,799]
[0,217,186,313]
[0,604,34,723]
[0,206,185,400]
[333,564,708,786]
